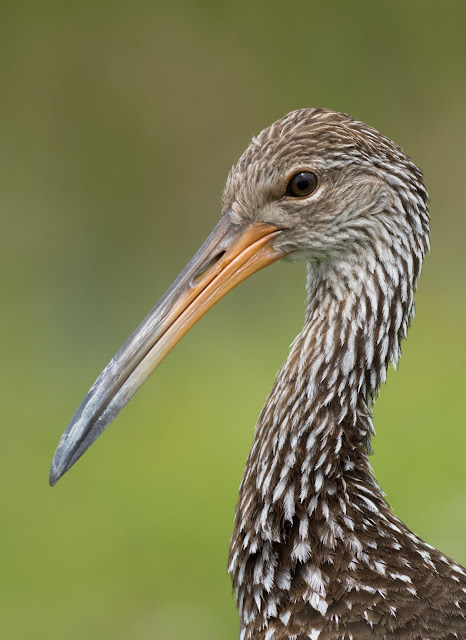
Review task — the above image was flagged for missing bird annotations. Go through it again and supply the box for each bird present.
[50,108,466,640]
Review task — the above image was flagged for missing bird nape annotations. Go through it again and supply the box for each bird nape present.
[50,108,466,640]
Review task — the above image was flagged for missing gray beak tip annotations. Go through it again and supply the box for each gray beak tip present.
[49,451,67,487]
[49,432,75,486]
[49,469,59,487]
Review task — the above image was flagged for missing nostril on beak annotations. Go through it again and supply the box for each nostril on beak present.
[192,251,226,284]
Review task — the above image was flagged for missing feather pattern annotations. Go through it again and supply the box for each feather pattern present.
[224,109,466,639]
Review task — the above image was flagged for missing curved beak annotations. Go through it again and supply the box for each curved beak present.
[50,213,287,485]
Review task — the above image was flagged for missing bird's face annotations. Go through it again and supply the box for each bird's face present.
[50,108,426,484]
[223,109,413,263]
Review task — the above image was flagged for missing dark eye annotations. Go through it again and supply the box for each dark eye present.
[286,171,318,198]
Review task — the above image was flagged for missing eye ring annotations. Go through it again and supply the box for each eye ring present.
[285,171,318,198]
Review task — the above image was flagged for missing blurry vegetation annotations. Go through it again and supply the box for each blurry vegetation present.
[0,1,465,638]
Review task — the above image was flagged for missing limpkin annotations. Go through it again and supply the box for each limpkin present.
[50,109,466,639]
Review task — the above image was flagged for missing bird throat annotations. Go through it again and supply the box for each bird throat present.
[228,252,415,638]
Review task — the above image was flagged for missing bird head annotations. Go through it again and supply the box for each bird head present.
[224,108,428,264]
[49,108,429,485]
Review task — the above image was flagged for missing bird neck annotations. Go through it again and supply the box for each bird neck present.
[229,247,418,636]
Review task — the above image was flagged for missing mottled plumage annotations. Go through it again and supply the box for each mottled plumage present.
[225,109,466,640]
[50,108,466,640]
[226,109,465,639]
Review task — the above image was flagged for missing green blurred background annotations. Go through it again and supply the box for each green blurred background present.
[1,1,465,638]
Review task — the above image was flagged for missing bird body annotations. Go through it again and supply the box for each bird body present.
[51,109,466,639]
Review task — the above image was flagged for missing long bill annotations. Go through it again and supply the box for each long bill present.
[49,213,287,485]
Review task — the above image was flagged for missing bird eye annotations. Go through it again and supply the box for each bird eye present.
[286,171,318,198]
